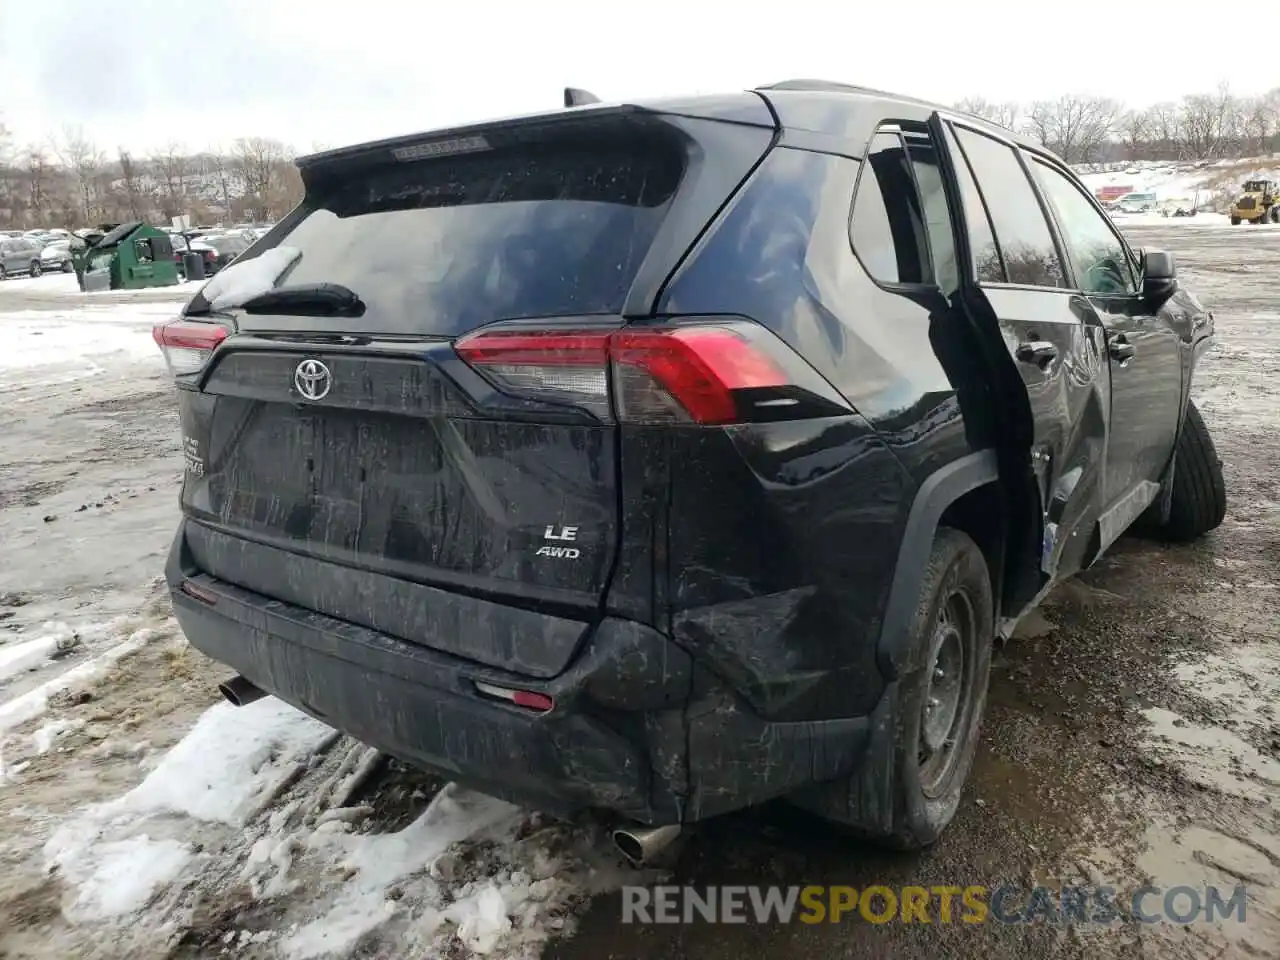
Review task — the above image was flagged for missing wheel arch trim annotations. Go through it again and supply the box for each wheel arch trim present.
[875,450,1000,679]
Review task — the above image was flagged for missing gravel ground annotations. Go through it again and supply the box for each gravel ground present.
[0,222,1277,959]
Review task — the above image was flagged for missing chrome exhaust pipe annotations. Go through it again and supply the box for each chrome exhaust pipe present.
[611,823,682,866]
[218,675,266,707]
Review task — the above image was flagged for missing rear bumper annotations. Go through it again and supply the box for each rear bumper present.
[166,520,879,824]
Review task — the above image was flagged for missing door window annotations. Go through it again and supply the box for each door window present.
[951,126,1065,288]
[849,128,958,291]
[1029,158,1136,295]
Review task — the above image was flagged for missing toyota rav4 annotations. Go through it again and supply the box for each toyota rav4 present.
[156,80,1224,856]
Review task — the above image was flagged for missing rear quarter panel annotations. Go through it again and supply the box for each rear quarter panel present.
[650,144,986,724]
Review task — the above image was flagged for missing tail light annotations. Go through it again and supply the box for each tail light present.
[152,319,228,376]
[454,319,850,424]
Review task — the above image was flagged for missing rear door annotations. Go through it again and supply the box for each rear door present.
[168,106,775,677]
[929,115,1108,584]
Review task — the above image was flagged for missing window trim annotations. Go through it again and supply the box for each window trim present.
[945,119,1074,293]
[846,118,955,296]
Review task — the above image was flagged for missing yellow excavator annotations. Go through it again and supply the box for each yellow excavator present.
[1229,179,1279,225]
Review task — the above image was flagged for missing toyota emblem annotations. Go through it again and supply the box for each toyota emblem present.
[294,358,332,401]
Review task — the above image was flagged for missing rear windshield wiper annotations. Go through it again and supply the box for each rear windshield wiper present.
[239,282,366,318]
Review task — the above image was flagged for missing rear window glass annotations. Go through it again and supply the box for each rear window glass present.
[273,143,684,335]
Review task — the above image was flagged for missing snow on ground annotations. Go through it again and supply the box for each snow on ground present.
[0,272,199,297]
[1074,155,1280,209]
[0,303,178,391]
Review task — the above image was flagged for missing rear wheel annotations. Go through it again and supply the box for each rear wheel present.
[1154,400,1226,542]
[29,261,41,277]
[811,527,994,849]
[1230,216,1241,225]
[0,264,6,280]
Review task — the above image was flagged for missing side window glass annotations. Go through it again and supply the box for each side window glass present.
[850,132,928,284]
[902,132,958,293]
[952,127,1064,288]
[850,128,958,290]
[1030,158,1136,295]
[939,126,1003,282]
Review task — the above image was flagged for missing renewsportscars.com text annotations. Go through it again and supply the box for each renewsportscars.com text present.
[621,884,1248,925]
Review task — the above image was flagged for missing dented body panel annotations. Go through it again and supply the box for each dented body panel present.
[164,83,1210,828]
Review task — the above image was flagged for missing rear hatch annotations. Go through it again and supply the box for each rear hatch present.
[160,102,776,678]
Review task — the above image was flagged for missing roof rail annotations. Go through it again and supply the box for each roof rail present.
[757,79,939,111]
[758,79,870,94]
[564,87,601,107]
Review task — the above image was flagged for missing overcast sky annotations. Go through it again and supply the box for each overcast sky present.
[1,0,1267,157]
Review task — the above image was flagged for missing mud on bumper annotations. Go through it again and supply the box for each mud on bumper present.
[166,521,878,825]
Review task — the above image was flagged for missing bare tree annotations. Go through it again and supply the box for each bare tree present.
[56,125,105,224]
[204,147,235,221]
[1141,102,1183,159]
[1239,94,1278,157]
[0,115,18,225]
[1117,110,1150,161]
[116,149,147,219]
[1178,84,1239,160]
[154,142,191,219]
[24,145,53,224]
[1026,95,1120,164]
[230,137,294,220]
[954,97,1021,131]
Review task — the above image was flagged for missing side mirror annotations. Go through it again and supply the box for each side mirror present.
[1141,249,1177,305]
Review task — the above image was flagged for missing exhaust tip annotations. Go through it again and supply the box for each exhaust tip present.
[218,675,266,707]
[611,823,682,866]
[612,829,646,865]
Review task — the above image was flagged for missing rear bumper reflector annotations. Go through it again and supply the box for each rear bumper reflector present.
[473,680,555,713]
[180,579,220,605]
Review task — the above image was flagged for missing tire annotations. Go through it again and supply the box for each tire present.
[62,260,73,273]
[0,264,6,281]
[808,527,995,849]
[1156,400,1226,542]
[1230,216,1241,225]
[29,261,41,278]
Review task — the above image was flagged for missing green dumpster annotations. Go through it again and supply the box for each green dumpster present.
[78,221,181,291]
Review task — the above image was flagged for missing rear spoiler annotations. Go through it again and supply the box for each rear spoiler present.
[294,104,670,194]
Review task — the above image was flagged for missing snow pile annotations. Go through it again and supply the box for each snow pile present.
[201,245,300,311]
[269,786,640,959]
[38,693,649,956]
[0,622,154,735]
[0,623,81,684]
[276,784,520,958]
[44,698,335,922]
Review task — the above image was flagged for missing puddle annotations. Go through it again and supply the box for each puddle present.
[1142,707,1280,801]
[1134,819,1280,957]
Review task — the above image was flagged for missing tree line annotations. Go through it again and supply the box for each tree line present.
[0,122,305,229]
[955,84,1280,165]
[4,84,1279,229]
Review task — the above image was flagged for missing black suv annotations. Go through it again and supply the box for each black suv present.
[156,81,1224,856]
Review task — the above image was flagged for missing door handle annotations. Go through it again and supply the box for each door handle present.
[1107,333,1136,363]
[1016,340,1058,369]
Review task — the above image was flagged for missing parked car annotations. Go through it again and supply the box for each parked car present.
[194,232,252,273]
[40,240,75,273]
[155,81,1224,859]
[168,233,220,278]
[1114,191,1159,214]
[0,235,46,279]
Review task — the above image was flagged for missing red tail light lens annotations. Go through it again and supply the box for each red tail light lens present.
[454,319,848,425]
[152,319,228,377]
